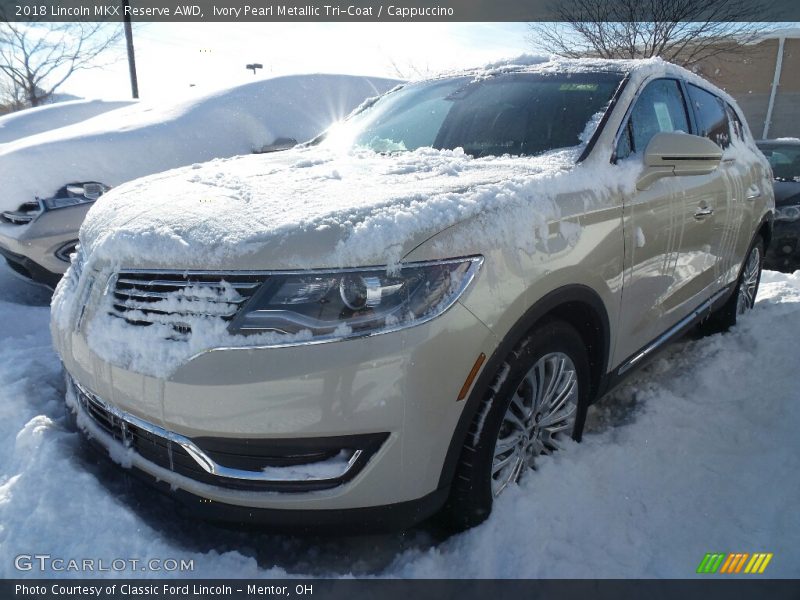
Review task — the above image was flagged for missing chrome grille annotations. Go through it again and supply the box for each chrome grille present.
[109,271,264,336]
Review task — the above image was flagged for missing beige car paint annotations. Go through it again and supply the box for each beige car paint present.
[0,203,90,276]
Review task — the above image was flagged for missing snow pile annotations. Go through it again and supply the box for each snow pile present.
[3,261,800,577]
[0,74,398,212]
[0,99,134,144]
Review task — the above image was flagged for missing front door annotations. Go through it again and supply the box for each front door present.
[613,78,723,366]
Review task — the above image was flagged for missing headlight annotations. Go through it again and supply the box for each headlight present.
[228,257,483,342]
[775,205,800,222]
[42,182,109,210]
[55,239,80,263]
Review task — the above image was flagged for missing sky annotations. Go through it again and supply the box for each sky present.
[63,23,531,101]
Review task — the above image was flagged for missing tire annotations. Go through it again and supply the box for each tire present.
[701,236,764,334]
[440,318,591,531]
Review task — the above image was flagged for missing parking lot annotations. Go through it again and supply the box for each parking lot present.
[1,262,797,578]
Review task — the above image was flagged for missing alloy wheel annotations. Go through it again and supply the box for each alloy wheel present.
[736,245,761,315]
[491,352,578,497]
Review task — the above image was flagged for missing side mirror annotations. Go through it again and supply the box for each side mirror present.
[637,132,723,190]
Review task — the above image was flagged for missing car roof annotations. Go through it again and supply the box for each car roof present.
[757,138,800,146]
[411,56,738,110]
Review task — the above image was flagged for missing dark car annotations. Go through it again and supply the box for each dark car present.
[757,139,800,272]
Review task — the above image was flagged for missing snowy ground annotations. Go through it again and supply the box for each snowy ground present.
[0,261,797,578]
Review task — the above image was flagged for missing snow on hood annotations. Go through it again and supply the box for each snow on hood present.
[0,74,398,213]
[59,143,646,378]
[77,145,602,273]
[81,147,548,268]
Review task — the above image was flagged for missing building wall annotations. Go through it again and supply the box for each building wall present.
[695,37,800,140]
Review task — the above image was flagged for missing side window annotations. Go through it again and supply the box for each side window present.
[687,84,731,148]
[615,79,690,160]
[725,103,745,142]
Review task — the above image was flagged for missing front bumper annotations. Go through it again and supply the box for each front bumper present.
[0,243,62,288]
[55,297,495,521]
[68,376,450,531]
[0,203,90,285]
[764,220,800,273]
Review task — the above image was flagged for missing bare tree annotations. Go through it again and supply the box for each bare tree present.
[0,74,25,113]
[528,0,770,68]
[0,20,122,108]
[386,57,434,80]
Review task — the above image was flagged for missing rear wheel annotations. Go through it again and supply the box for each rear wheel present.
[441,319,590,530]
[701,237,763,334]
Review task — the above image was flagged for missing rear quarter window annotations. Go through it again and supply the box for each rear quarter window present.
[725,103,745,141]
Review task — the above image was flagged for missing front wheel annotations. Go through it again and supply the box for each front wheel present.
[441,319,590,530]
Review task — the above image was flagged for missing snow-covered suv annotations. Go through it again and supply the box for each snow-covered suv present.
[0,74,397,287]
[52,57,774,531]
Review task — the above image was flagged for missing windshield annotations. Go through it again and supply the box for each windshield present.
[758,143,800,182]
[322,72,624,159]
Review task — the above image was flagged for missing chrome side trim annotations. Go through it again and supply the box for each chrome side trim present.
[71,378,362,484]
[617,286,730,376]
[115,277,261,290]
[117,256,481,278]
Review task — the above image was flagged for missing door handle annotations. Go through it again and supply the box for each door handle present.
[746,186,762,200]
[694,206,714,220]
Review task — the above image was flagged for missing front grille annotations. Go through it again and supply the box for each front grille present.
[109,271,264,336]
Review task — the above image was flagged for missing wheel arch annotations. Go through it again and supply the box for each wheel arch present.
[437,284,611,490]
[757,214,773,251]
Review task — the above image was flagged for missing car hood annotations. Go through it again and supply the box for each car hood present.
[79,146,586,271]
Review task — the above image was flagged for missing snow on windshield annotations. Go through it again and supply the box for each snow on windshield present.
[322,73,623,158]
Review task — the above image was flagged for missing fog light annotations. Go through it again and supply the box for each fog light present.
[55,239,79,263]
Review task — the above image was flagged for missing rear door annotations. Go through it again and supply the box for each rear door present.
[658,82,732,308]
[683,83,743,289]
[718,99,769,285]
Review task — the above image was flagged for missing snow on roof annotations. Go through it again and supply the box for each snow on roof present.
[410,55,742,119]
[0,74,399,213]
[0,99,135,144]
[411,54,640,84]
